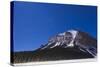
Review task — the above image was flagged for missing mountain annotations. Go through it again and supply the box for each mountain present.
[12,30,97,63]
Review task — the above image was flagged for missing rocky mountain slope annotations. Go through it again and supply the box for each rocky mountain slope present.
[12,30,97,63]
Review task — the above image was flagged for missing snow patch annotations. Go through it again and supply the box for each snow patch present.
[41,42,54,49]
[67,30,78,47]
[68,30,78,39]
[58,32,66,36]
[50,42,61,48]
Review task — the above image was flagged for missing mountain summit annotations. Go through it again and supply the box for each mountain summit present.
[13,30,97,63]
[39,30,97,57]
[41,30,78,49]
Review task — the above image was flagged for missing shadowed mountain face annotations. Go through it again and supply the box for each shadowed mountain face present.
[12,30,97,63]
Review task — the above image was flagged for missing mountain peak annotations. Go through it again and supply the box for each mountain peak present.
[67,29,78,37]
[58,29,78,36]
[40,30,79,49]
[39,30,97,57]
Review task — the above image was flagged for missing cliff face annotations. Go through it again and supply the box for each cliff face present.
[12,30,97,63]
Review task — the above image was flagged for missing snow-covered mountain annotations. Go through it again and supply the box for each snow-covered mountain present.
[41,30,78,49]
[39,30,97,57]
[13,30,97,63]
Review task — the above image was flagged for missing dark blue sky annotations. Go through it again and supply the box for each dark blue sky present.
[13,1,97,51]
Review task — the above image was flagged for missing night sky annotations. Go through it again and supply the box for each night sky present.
[12,1,97,51]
